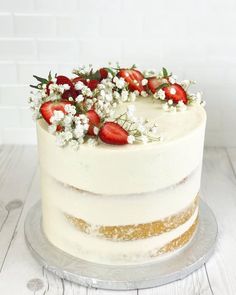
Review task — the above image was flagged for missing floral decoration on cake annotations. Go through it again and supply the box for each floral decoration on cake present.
[28,64,205,148]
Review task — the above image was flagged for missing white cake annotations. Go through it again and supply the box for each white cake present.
[30,65,206,265]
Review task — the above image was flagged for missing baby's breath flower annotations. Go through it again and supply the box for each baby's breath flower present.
[75,81,85,90]
[127,135,135,144]
[157,89,166,100]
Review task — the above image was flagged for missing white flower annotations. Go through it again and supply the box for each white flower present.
[50,110,65,124]
[169,75,177,84]
[48,124,57,134]
[121,90,129,102]
[64,131,73,141]
[141,79,148,86]
[129,92,136,101]
[141,91,148,97]
[169,106,176,112]
[127,135,135,144]
[177,101,187,112]
[113,91,120,100]
[137,124,145,133]
[82,86,93,97]
[87,138,97,146]
[170,87,176,95]
[76,94,84,103]
[195,92,203,104]
[157,89,166,100]
[151,126,158,134]
[201,100,206,107]
[63,84,70,90]
[113,76,126,89]
[162,103,169,111]
[64,104,76,115]
[69,139,79,150]
[168,99,173,105]
[93,127,99,135]
[105,93,113,102]
[63,114,73,126]
[75,81,85,90]
[140,135,148,144]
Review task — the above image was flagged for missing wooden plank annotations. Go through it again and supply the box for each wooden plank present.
[0,167,88,295]
[200,147,236,295]
[0,146,37,270]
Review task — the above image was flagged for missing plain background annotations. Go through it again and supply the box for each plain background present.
[0,0,235,146]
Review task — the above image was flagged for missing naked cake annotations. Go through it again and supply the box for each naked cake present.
[29,65,206,265]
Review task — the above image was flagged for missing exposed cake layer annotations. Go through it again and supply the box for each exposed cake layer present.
[40,166,201,225]
[37,98,206,195]
[65,196,198,241]
[42,202,198,265]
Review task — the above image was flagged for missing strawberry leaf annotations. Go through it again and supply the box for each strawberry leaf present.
[162,67,168,78]
[155,83,169,92]
[33,75,48,84]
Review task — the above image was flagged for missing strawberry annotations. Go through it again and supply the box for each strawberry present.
[72,77,99,91]
[147,77,163,94]
[118,69,145,93]
[46,75,74,96]
[86,110,100,136]
[40,100,72,125]
[62,88,79,100]
[99,68,108,80]
[163,84,188,104]
[98,122,128,145]
[87,79,99,91]
[56,75,74,88]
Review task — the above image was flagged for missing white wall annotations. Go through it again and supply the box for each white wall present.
[0,0,235,146]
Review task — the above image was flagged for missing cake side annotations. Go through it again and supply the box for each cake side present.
[37,99,206,195]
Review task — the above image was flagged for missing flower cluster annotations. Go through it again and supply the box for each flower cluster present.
[28,64,205,148]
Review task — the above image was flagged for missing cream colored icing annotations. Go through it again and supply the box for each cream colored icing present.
[41,166,201,225]
[37,98,206,195]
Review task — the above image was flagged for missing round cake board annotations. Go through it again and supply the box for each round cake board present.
[24,200,218,290]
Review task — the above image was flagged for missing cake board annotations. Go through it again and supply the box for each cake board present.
[24,200,218,290]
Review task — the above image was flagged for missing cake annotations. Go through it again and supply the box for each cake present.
[29,65,206,265]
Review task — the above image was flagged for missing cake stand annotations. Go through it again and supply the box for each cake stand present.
[24,200,217,290]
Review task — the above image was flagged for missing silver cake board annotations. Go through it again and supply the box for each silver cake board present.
[24,200,218,290]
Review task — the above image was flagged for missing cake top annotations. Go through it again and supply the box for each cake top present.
[29,64,206,148]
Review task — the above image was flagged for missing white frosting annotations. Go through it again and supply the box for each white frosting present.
[42,203,198,265]
[41,166,200,225]
[37,97,206,264]
[37,98,206,195]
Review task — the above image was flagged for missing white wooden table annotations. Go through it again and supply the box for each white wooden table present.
[0,146,236,295]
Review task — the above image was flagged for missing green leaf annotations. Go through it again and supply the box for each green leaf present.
[162,67,168,78]
[155,83,169,92]
[104,67,115,76]
[33,75,48,84]
[48,71,52,81]
[30,84,40,89]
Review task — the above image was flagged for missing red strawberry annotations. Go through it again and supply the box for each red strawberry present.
[72,77,98,91]
[99,68,108,80]
[118,69,145,93]
[86,110,100,136]
[46,75,74,96]
[72,77,86,85]
[163,84,188,104]
[56,75,74,87]
[87,79,99,91]
[147,77,163,94]
[62,88,79,100]
[98,122,128,145]
[40,100,72,125]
